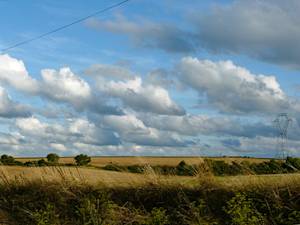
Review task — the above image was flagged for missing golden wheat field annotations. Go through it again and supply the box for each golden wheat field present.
[15,156,270,167]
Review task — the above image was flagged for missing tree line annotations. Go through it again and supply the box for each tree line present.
[0,153,91,166]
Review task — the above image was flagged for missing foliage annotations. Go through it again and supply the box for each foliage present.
[0,180,299,225]
[74,154,91,166]
[286,157,300,170]
[46,153,60,164]
[75,194,115,225]
[2,153,300,178]
[102,158,300,176]
[31,203,60,225]
[145,208,169,225]
[224,193,265,225]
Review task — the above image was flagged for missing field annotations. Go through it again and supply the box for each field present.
[0,165,299,189]
[16,156,271,167]
[0,157,299,224]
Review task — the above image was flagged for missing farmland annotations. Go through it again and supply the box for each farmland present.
[0,156,299,224]
[15,156,271,167]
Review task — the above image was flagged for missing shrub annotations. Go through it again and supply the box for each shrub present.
[103,164,124,172]
[31,203,60,225]
[224,192,265,225]
[176,160,197,176]
[46,153,60,164]
[74,154,91,166]
[0,154,15,165]
[38,159,48,167]
[127,165,144,173]
[24,161,38,167]
[145,207,169,225]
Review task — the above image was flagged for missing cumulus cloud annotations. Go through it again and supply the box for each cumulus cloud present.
[0,55,122,115]
[40,67,91,108]
[103,114,191,147]
[98,76,185,115]
[0,86,31,118]
[15,117,120,148]
[1,54,299,156]
[177,57,289,114]
[0,54,39,93]
[0,55,182,116]
[141,114,276,139]
[86,15,196,53]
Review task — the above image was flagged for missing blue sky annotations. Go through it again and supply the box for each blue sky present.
[0,0,300,157]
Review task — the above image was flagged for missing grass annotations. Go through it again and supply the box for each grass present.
[1,165,299,189]
[0,165,299,224]
[1,158,299,224]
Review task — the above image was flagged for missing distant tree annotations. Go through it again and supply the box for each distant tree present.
[74,154,91,166]
[0,154,15,164]
[46,153,60,163]
[38,159,48,167]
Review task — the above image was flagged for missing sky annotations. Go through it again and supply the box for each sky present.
[0,0,300,157]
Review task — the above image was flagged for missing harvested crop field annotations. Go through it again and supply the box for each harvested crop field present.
[15,156,271,167]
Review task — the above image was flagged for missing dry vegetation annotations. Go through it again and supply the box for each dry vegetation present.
[16,156,270,167]
[0,165,299,190]
[0,157,299,224]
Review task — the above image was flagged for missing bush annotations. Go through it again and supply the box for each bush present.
[0,154,15,165]
[224,193,265,225]
[46,153,60,164]
[103,163,124,172]
[146,207,169,225]
[127,165,144,173]
[38,159,48,167]
[0,181,299,224]
[31,203,60,225]
[74,154,91,166]
[176,160,197,176]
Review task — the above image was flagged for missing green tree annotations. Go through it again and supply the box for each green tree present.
[0,154,15,164]
[46,153,60,164]
[74,154,91,166]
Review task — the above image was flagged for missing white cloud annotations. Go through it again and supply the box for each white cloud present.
[0,55,123,115]
[141,114,276,139]
[103,114,190,146]
[0,54,39,93]
[98,77,185,115]
[40,67,91,108]
[1,54,299,156]
[0,86,31,118]
[49,143,67,151]
[15,117,120,150]
[178,57,288,114]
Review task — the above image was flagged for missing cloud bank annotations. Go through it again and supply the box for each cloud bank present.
[0,53,298,157]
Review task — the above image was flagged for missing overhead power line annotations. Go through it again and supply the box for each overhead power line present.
[1,0,130,53]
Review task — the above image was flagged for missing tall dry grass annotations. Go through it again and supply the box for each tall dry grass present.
[0,165,299,191]
[0,165,299,224]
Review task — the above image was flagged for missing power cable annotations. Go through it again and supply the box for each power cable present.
[1,0,130,53]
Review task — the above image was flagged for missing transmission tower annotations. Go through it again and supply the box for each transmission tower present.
[273,113,292,159]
